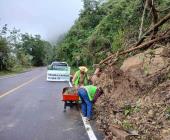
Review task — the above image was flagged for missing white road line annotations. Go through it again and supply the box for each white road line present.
[69,81,73,87]
[0,68,36,80]
[69,82,97,140]
[81,114,97,140]
[0,74,17,80]
[0,71,29,80]
[0,73,44,99]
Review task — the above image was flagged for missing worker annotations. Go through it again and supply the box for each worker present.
[72,66,89,87]
[78,85,104,121]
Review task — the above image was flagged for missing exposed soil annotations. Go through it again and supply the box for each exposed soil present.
[94,46,170,140]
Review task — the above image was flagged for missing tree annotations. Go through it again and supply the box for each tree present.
[0,37,9,70]
[0,23,53,70]
[19,33,53,66]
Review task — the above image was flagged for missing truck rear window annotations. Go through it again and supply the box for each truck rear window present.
[51,62,68,70]
[52,62,68,67]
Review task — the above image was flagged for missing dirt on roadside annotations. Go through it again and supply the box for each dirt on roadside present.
[94,46,170,140]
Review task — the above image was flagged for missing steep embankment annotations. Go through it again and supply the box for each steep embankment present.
[94,46,170,140]
[92,2,170,139]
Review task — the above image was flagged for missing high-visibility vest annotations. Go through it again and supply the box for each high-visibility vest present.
[84,85,97,101]
[74,70,88,86]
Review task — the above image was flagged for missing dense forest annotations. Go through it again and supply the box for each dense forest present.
[0,24,54,71]
[55,0,170,67]
[0,0,169,71]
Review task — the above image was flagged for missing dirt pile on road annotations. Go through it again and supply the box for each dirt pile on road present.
[94,46,170,140]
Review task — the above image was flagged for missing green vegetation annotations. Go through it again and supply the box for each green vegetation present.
[0,24,54,73]
[1,0,169,74]
[0,65,32,76]
[122,120,133,130]
[123,103,141,116]
[166,107,170,120]
[54,0,170,67]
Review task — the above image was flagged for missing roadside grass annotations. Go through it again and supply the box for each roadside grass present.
[0,65,33,77]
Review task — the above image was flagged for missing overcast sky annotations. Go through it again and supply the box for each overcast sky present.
[0,0,83,42]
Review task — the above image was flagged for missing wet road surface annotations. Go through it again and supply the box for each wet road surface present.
[0,67,102,140]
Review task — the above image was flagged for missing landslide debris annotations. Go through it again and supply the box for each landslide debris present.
[94,46,170,140]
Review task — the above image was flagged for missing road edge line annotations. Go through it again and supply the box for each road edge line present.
[0,68,36,80]
[69,81,73,87]
[0,74,18,80]
[69,82,97,140]
[80,113,98,140]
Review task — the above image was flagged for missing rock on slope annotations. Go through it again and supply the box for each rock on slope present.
[94,46,170,140]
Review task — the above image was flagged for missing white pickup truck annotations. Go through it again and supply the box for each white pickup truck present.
[47,61,71,81]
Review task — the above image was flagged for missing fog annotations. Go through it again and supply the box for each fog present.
[0,0,83,42]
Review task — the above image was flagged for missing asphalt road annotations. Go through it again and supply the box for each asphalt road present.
[0,67,103,140]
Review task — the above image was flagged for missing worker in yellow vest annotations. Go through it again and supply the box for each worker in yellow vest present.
[78,85,104,121]
[72,66,89,87]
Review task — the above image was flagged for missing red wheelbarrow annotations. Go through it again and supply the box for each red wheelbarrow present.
[62,87,80,112]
